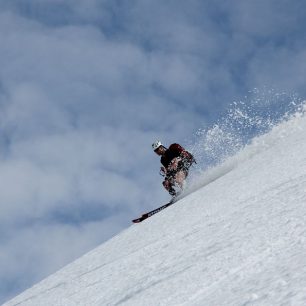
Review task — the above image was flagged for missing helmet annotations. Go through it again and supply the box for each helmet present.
[152,140,163,151]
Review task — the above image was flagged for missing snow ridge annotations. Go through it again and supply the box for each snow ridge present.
[5,109,306,305]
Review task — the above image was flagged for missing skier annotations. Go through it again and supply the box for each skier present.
[152,140,196,198]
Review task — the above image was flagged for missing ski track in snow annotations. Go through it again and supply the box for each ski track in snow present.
[4,112,306,305]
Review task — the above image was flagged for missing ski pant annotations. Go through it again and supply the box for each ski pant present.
[163,161,190,195]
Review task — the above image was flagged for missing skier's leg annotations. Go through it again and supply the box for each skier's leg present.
[163,178,176,196]
[174,170,187,189]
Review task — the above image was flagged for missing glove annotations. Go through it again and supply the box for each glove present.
[159,166,166,177]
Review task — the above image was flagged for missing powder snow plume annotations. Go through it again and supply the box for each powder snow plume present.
[184,89,306,196]
[190,89,305,168]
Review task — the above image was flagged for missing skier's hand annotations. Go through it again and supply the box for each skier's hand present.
[181,150,196,165]
[159,166,166,176]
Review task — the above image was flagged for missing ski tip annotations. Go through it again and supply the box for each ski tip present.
[132,219,141,223]
[132,216,144,223]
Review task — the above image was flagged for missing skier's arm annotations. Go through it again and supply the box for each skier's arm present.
[180,150,196,164]
[170,144,195,163]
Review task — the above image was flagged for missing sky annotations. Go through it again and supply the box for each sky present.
[1,0,306,303]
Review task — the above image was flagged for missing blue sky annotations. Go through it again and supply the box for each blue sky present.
[1,0,306,303]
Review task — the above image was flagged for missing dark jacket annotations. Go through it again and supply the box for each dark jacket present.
[161,143,194,169]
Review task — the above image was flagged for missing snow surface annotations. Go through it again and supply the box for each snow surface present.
[4,111,306,305]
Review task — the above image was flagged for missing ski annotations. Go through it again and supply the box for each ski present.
[132,201,175,223]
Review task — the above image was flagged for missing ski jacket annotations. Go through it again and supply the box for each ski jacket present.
[160,143,194,169]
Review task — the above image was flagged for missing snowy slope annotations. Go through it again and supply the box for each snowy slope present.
[4,111,306,306]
